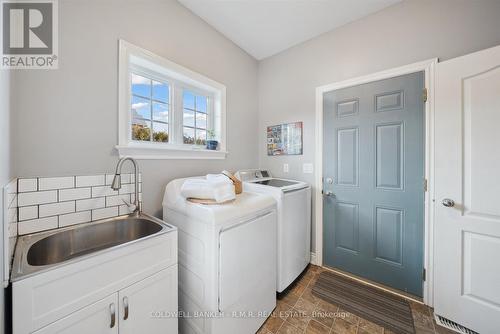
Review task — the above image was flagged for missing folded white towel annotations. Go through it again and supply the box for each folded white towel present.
[212,183,235,203]
[206,174,232,187]
[180,180,215,200]
[180,174,236,203]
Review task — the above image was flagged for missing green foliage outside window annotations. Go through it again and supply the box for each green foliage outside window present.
[132,124,150,141]
[132,124,168,142]
[153,131,168,142]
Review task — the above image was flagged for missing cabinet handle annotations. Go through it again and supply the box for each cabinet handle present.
[109,303,116,328]
[123,296,129,320]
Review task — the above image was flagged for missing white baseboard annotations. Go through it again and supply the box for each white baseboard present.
[310,252,318,265]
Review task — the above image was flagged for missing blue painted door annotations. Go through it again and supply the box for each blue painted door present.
[323,72,425,297]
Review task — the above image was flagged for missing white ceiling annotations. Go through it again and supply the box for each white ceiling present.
[178,0,401,60]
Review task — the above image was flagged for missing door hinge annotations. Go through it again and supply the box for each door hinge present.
[423,88,428,103]
[424,179,428,192]
[422,268,426,281]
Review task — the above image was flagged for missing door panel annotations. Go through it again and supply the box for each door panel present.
[336,127,359,186]
[434,45,500,333]
[323,71,425,297]
[334,201,359,253]
[118,266,178,334]
[33,294,118,334]
[463,66,500,218]
[375,207,403,265]
[376,122,403,189]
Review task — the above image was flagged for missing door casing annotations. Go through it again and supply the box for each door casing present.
[314,58,437,306]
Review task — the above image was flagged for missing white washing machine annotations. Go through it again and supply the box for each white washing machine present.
[162,177,277,334]
[235,169,311,293]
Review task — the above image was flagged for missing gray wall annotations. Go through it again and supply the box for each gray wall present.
[11,0,259,217]
[257,0,500,250]
[1,71,11,187]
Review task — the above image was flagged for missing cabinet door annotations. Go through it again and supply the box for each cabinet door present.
[33,294,118,334]
[118,266,178,334]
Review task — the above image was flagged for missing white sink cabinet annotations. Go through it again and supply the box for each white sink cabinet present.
[12,226,178,334]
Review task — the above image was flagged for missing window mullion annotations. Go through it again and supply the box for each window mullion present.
[208,96,214,138]
[194,94,197,143]
[174,84,184,144]
[169,83,174,144]
[149,78,153,142]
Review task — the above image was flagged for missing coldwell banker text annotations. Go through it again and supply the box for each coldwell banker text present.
[1,0,58,69]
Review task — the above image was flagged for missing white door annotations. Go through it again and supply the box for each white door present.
[434,44,500,333]
[33,294,118,334]
[118,266,178,334]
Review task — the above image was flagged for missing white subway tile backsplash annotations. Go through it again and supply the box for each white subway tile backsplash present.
[118,183,136,195]
[105,173,137,185]
[4,179,18,283]
[6,172,142,240]
[59,187,91,201]
[18,190,57,207]
[6,192,16,209]
[120,174,131,184]
[39,176,75,190]
[92,186,118,198]
[106,194,131,207]
[76,175,105,187]
[18,206,38,221]
[105,174,115,186]
[59,211,92,227]
[8,222,18,237]
[92,207,118,221]
[18,216,58,235]
[18,178,37,192]
[76,197,105,211]
[8,207,17,225]
[39,201,75,218]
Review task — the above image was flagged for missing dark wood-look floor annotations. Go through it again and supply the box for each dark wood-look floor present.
[257,265,455,334]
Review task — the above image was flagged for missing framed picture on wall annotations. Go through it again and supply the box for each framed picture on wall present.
[267,122,303,156]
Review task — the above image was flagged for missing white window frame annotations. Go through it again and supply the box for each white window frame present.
[117,40,227,159]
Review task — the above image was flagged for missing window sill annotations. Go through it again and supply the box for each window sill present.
[116,144,227,160]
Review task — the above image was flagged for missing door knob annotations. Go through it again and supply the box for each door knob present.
[441,198,455,207]
[323,191,334,197]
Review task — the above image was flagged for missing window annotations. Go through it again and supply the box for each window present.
[183,91,208,145]
[118,40,227,159]
[131,73,170,143]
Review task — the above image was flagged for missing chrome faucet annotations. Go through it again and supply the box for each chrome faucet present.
[111,157,141,215]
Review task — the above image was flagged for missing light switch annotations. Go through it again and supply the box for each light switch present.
[283,163,289,173]
[303,163,313,174]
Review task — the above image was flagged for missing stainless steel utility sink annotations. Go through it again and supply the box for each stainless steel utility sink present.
[11,213,173,281]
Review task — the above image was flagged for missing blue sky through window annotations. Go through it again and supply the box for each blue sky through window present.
[130,73,211,145]
[131,73,169,143]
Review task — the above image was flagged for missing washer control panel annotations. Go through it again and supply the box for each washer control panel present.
[235,169,272,181]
